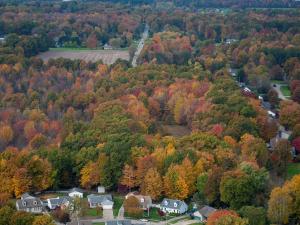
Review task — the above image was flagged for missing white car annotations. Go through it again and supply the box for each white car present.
[140,219,149,222]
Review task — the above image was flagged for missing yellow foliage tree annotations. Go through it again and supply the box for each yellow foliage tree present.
[120,164,136,191]
[163,165,188,200]
[141,168,162,200]
[268,187,293,224]
[80,161,100,189]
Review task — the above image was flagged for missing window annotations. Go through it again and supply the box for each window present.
[34,201,37,205]
[174,202,177,208]
[164,200,168,206]
[22,201,26,206]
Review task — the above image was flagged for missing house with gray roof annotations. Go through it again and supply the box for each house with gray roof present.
[87,194,114,209]
[106,220,145,225]
[69,187,84,198]
[16,193,43,213]
[47,196,73,210]
[192,206,216,222]
[160,198,188,214]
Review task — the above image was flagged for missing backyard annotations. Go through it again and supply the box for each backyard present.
[280,85,291,97]
[287,163,300,179]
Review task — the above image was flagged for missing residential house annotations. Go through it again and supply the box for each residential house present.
[69,188,84,198]
[192,206,216,222]
[47,196,73,210]
[104,43,113,50]
[106,220,145,225]
[125,192,152,210]
[87,194,114,209]
[16,193,43,213]
[160,198,188,214]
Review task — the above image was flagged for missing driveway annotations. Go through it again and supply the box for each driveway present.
[103,209,114,220]
[271,83,288,100]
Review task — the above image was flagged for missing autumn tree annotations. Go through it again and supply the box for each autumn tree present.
[207,210,247,225]
[268,187,293,224]
[124,196,143,218]
[80,161,100,189]
[141,168,162,200]
[86,33,98,49]
[32,215,55,225]
[120,164,136,191]
[163,165,188,200]
[271,139,292,176]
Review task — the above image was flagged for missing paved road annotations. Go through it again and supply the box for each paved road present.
[132,24,149,67]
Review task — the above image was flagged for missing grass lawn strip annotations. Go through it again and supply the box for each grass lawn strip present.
[287,163,300,179]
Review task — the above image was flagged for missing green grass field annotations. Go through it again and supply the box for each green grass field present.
[280,85,291,97]
[85,208,103,217]
[93,223,105,225]
[113,196,124,217]
[287,163,300,179]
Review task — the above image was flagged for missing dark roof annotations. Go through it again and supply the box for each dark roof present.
[21,193,34,200]
[198,206,216,218]
[16,197,43,210]
[160,198,187,210]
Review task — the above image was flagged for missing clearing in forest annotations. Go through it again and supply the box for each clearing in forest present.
[38,49,130,64]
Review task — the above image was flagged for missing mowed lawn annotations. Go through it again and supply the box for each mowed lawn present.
[287,163,300,179]
[38,49,129,64]
[280,85,291,97]
[113,196,124,217]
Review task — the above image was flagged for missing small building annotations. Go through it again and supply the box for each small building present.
[68,188,84,198]
[0,37,5,44]
[192,206,216,222]
[16,193,43,214]
[87,194,113,209]
[47,196,73,210]
[160,198,188,214]
[104,43,113,50]
[97,186,105,193]
[125,192,152,210]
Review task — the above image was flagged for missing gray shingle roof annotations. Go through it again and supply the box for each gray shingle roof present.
[198,206,216,218]
[16,196,43,210]
[49,196,72,206]
[87,194,113,205]
[69,187,84,193]
[161,198,186,210]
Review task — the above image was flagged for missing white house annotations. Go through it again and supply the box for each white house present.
[16,193,43,214]
[68,188,84,198]
[160,198,188,214]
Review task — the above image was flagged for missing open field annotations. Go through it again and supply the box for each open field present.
[39,49,130,64]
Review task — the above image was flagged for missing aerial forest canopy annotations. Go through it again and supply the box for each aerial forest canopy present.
[0,1,300,225]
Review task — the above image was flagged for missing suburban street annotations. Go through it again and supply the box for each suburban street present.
[132,24,149,67]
